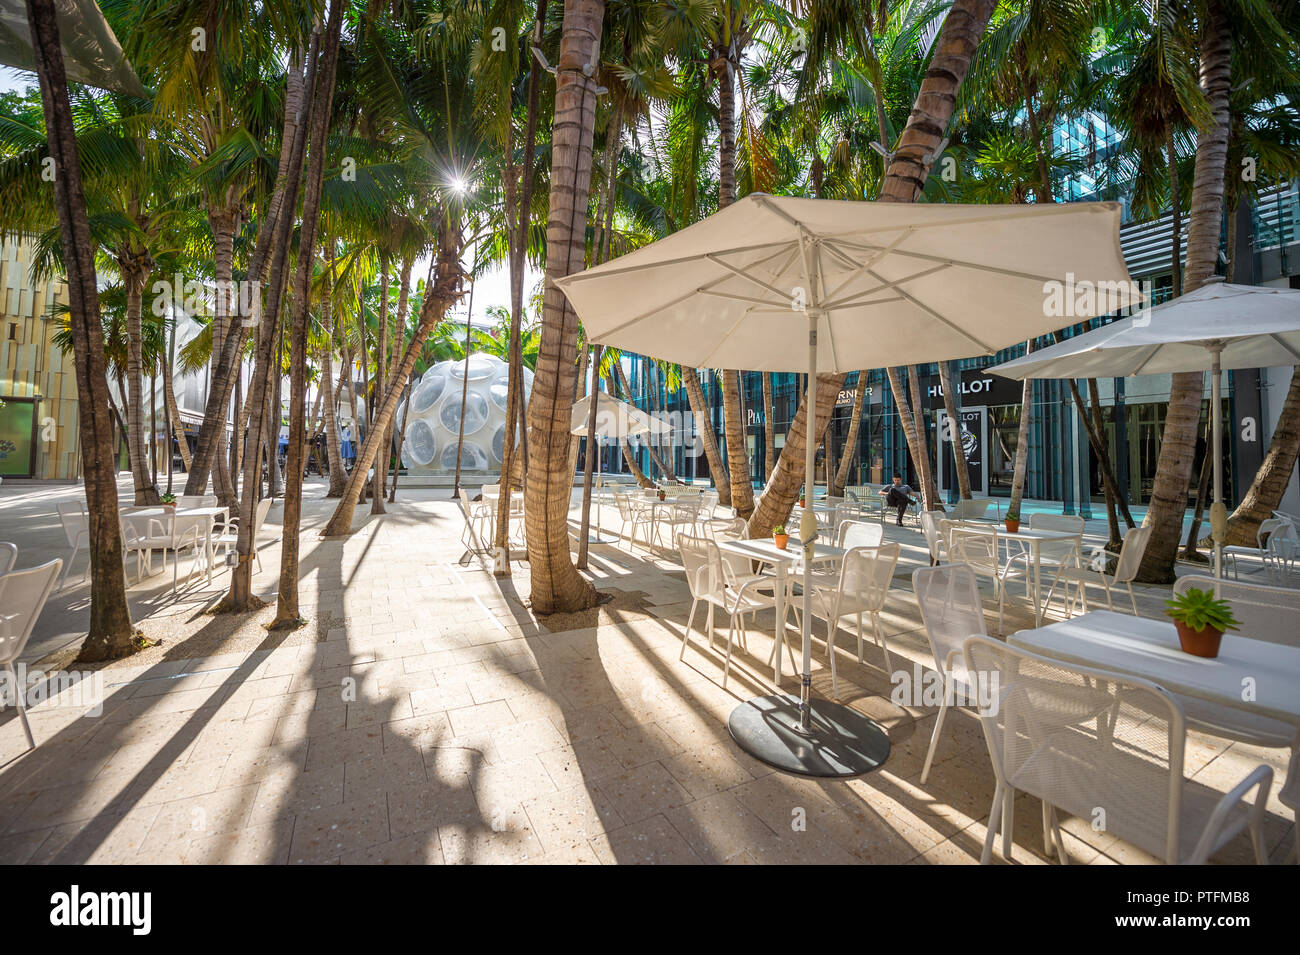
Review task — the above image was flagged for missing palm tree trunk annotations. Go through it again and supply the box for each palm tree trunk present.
[1184,412,1214,557]
[322,219,465,537]
[886,366,929,507]
[217,18,326,615]
[122,261,158,505]
[1138,0,1231,583]
[879,0,997,202]
[452,260,477,496]
[746,373,846,539]
[209,205,239,507]
[162,335,191,470]
[1008,369,1033,519]
[682,369,729,504]
[762,371,775,481]
[28,0,135,660]
[1169,130,1182,297]
[937,360,972,499]
[525,0,606,613]
[186,51,307,497]
[370,253,390,514]
[1225,369,1300,545]
[830,373,867,496]
[907,365,939,508]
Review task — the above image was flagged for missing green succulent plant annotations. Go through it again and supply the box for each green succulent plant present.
[1165,588,1241,633]
[773,525,786,536]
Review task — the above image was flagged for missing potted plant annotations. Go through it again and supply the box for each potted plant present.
[160,492,177,508]
[773,525,789,550]
[657,487,665,502]
[1165,587,1240,659]
[1004,507,1020,534]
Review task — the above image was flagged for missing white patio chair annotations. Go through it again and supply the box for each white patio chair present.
[457,489,493,565]
[1004,513,1083,600]
[1046,523,1151,618]
[663,494,703,549]
[216,497,274,573]
[0,542,16,574]
[948,498,994,521]
[836,519,883,550]
[125,510,203,594]
[56,501,89,589]
[1224,518,1297,582]
[1278,748,1298,864]
[807,541,900,697]
[948,525,1027,632]
[920,511,948,565]
[0,559,63,750]
[963,634,1274,865]
[677,533,786,687]
[913,563,989,784]
[612,490,649,549]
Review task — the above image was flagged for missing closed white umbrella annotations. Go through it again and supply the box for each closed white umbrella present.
[990,281,1300,577]
[555,194,1139,777]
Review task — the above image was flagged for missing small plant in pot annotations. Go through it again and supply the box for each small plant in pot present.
[657,487,665,501]
[1165,587,1240,659]
[160,492,177,508]
[1004,508,1020,533]
[773,525,789,550]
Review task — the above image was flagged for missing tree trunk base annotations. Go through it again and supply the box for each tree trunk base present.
[74,629,154,664]
[268,613,308,632]
[210,592,269,615]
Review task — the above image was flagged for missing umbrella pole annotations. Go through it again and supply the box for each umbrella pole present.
[1209,343,1226,578]
[798,311,819,732]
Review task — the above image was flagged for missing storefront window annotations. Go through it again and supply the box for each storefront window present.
[0,398,36,477]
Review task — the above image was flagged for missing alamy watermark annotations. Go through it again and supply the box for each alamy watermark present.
[152,274,262,327]
[0,664,104,717]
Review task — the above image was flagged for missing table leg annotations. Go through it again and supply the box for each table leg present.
[1032,542,1042,626]
[773,563,786,684]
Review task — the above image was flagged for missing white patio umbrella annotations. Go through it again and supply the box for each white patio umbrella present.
[571,391,671,542]
[555,194,1139,777]
[982,280,1300,579]
[990,281,1300,578]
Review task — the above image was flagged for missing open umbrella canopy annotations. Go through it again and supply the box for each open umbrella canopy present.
[570,391,671,440]
[988,282,1300,379]
[0,0,145,96]
[555,194,1140,373]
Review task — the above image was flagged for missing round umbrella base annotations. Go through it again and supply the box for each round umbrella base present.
[582,534,618,544]
[728,693,891,778]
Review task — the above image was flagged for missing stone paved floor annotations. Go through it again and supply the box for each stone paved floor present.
[0,478,1294,864]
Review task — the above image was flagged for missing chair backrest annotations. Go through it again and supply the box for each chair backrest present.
[919,511,946,561]
[0,542,16,575]
[481,484,500,498]
[677,534,723,601]
[0,559,63,666]
[253,497,274,537]
[699,490,719,519]
[1174,575,1300,648]
[949,526,1000,575]
[1264,520,1299,557]
[56,501,88,547]
[950,498,993,520]
[1114,524,1153,583]
[1028,513,1085,564]
[913,563,986,678]
[120,511,167,546]
[832,502,860,530]
[612,491,635,521]
[1255,518,1286,550]
[671,496,702,522]
[179,494,218,508]
[963,634,1186,864]
[838,520,883,550]
[839,541,899,613]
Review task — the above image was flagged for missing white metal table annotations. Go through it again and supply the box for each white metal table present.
[950,524,1081,625]
[717,536,846,683]
[1009,610,1300,735]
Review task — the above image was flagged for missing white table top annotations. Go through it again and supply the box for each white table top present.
[1009,610,1300,727]
[718,537,846,566]
[125,505,228,519]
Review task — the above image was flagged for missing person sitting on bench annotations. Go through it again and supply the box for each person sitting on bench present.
[879,474,918,526]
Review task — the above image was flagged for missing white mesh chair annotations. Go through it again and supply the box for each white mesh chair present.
[920,511,948,565]
[612,490,649,549]
[677,533,785,687]
[0,542,16,574]
[913,563,989,784]
[1279,749,1299,864]
[125,510,204,594]
[836,519,883,550]
[1224,518,1298,582]
[0,559,63,749]
[808,541,900,697]
[56,501,90,589]
[948,498,994,521]
[1005,513,1083,600]
[963,634,1273,865]
[948,525,1027,632]
[457,489,492,565]
[120,513,161,583]
[663,495,703,549]
[1046,523,1151,617]
[216,497,274,573]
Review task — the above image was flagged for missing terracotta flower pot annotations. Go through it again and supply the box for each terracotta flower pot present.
[773,534,789,550]
[1174,620,1224,658]
[1005,518,1020,534]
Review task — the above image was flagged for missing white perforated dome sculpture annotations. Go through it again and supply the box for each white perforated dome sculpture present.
[398,354,532,473]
